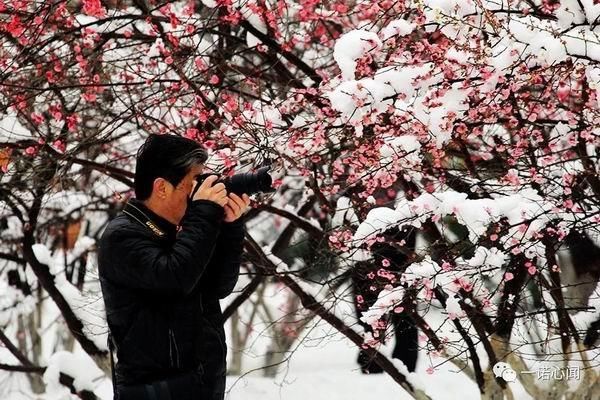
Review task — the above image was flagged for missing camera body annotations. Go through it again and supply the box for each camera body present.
[191,166,274,199]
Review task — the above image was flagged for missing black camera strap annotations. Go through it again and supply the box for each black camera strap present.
[122,201,167,238]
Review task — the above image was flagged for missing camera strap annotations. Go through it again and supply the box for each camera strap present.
[122,201,167,238]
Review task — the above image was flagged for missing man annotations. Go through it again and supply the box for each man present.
[98,134,250,400]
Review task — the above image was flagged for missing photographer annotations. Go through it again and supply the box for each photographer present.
[98,134,250,400]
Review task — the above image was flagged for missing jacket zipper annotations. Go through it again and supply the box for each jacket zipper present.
[169,328,180,368]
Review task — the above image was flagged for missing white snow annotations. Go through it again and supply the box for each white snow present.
[333,30,382,80]
[201,0,217,8]
[0,113,33,140]
[327,78,394,124]
[354,189,556,246]
[381,19,415,40]
[43,351,104,395]
[555,0,586,28]
[359,286,405,327]
[465,247,506,276]
[31,243,108,351]
[261,245,290,272]
[445,294,463,319]
[332,196,359,228]
[402,256,441,285]
[380,135,421,165]
[571,282,600,332]
[353,206,406,243]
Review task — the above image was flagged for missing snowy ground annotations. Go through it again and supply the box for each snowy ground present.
[92,334,488,400]
[220,331,533,400]
[224,340,479,400]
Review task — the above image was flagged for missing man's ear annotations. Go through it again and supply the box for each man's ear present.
[152,177,172,199]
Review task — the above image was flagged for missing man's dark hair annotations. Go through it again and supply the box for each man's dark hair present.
[134,134,208,200]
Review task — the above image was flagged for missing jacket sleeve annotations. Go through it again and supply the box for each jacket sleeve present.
[199,216,246,299]
[101,200,224,296]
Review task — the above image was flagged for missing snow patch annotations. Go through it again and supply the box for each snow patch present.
[333,30,382,80]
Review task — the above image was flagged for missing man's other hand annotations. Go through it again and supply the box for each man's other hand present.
[224,193,251,223]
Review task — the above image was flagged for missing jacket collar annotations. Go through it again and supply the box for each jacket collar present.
[122,198,178,239]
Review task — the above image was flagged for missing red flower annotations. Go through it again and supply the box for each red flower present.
[6,15,25,38]
[82,0,106,18]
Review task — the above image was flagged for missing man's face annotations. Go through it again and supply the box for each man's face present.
[162,163,204,225]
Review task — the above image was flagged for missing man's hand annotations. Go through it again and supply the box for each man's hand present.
[224,193,251,223]
[191,175,228,207]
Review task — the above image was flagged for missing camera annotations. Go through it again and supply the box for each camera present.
[191,166,274,198]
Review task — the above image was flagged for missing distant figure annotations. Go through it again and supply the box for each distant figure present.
[353,226,419,373]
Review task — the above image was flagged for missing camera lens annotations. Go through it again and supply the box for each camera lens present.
[191,166,274,198]
[224,166,274,196]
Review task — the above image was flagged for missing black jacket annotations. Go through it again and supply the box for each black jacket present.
[98,198,245,399]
